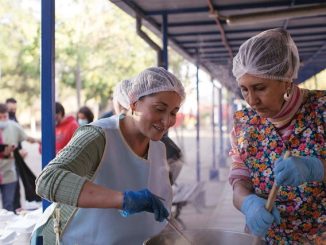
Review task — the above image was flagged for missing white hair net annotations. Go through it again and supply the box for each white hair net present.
[128,67,185,104]
[113,79,131,110]
[232,28,300,82]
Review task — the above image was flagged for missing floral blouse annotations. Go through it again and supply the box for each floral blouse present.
[230,90,326,244]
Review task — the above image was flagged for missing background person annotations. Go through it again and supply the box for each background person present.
[55,102,79,153]
[5,98,18,122]
[0,103,40,212]
[77,106,94,126]
[6,97,25,211]
[229,28,325,244]
[32,67,185,244]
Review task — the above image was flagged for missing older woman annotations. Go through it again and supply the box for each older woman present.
[32,67,185,245]
[229,28,325,244]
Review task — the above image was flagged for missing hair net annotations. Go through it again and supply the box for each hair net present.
[232,28,300,82]
[113,79,131,110]
[128,67,185,104]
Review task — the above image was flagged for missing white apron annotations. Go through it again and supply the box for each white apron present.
[61,115,172,245]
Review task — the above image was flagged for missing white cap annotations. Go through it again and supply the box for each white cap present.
[233,28,300,82]
[113,79,131,110]
[128,67,185,104]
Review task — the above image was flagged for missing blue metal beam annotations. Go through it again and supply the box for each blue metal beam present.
[146,7,209,16]
[304,42,326,65]
[297,65,325,83]
[41,0,55,210]
[171,31,219,37]
[227,24,326,33]
[187,48,228,53]
[192,52,230,57]
[184,44,227,49]
[170,24,326,37]
[218,87,225,167]
[201,58,229,61]
[193,54,230,58]
[196,53,200,182]
[210,81,218,181]
[162,13,168,69]
[169,20,216,27]
[145,1,324,15]
[120,0,193,61]
[179,39,225,45]
[178,33,326,44]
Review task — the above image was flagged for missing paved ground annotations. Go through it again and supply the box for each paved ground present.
[1,128,247,243]
[161,129,246,235]
[170,178,245,233]
[23,127,245,232]
[0,141,42,210]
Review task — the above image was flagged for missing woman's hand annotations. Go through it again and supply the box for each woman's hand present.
[120,189,169,222]
[241,194,280,237]
[274,156,324,186]
[3,145,15,157]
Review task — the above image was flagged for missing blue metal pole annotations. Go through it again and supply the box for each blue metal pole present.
[41,0,55,210]
[218,87,225,167]
[162,12,168,70]
[210,82,219,180]
[196,55,200,182]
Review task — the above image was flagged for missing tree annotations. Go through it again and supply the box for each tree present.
[55,0,156,110]
[0,0,40,106]
[0,0,188,115]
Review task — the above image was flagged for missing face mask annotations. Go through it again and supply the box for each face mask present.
[0,121,8,129]
[8,111,16,119]
[78,119,88,126]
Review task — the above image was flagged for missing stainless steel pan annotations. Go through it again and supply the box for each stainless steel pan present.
[144,229,265,245]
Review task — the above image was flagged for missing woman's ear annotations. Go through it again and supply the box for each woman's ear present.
[286,81,294,90]
[130,102,136,115]
[283,82,292,101]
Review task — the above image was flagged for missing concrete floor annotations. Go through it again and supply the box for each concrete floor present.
[1,129,248,244]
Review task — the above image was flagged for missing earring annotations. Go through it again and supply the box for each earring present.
[283,88,291,101]
[132,110,134,115]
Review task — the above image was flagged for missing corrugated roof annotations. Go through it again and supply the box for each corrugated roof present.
[110,0,326,92]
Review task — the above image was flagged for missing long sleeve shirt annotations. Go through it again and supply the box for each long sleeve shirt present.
[36,125,105,205]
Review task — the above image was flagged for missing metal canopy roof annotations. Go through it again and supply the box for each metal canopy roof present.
[110,0,326,92]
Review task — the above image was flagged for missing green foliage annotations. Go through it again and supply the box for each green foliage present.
[0,0,190,111]
[0,0,40,106]
[55,0,156,108]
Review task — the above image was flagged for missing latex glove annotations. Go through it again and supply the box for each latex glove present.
[241,194,281,237]
[120,189,169,222]
[274,156,324,186]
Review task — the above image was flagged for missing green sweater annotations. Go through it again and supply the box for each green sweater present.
[35,125,106,244]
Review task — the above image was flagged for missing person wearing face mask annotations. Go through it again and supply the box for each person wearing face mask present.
[55,102,79,154]
[77,106,94,126]
[0,103,40,212]
[6,97,24,211]
[228,28,325,244]
[32,67,185,245]
[5,98,18,122]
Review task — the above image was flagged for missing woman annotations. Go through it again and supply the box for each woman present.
[77,106,94,126]
[113,79,184,185]
[32,67,185,245]
[229,28,325,244]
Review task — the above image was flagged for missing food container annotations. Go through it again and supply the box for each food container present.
[144,229,265,245]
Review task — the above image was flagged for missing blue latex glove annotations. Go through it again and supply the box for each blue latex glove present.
[241,194,281,237]
[274,156,324,186]
[120,189,169,222]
